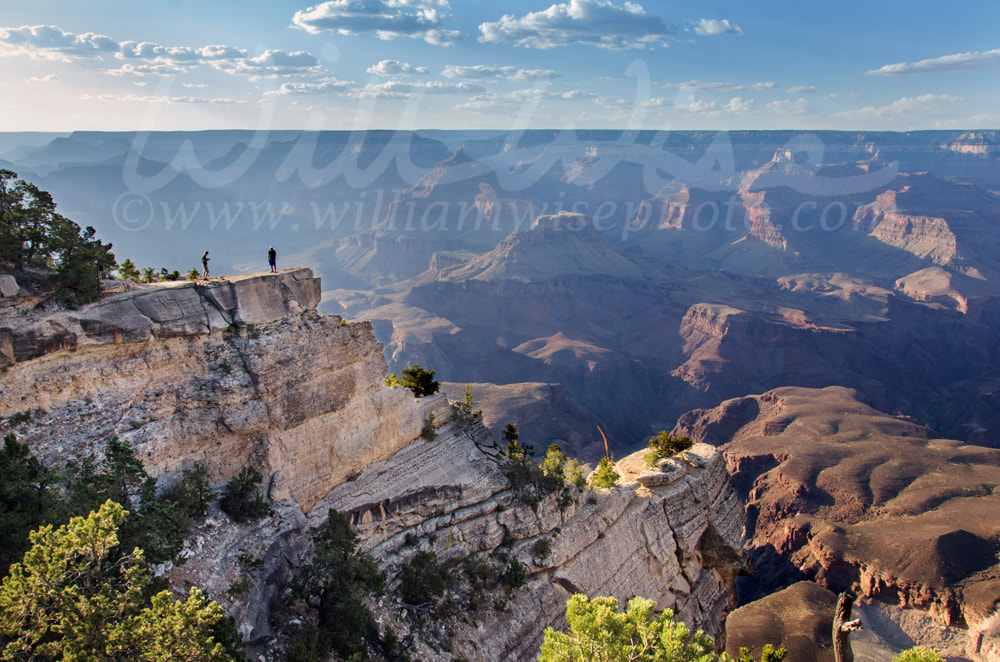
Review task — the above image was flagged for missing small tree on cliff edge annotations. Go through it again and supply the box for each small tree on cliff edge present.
[384,364,440,398]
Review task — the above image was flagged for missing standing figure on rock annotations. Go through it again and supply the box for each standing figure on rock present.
[268,246,277,273]
[202,251,210,279]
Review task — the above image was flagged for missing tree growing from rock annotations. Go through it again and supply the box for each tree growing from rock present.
[385,364,440,398]
[589,457,620,489]
[645,431,694,468]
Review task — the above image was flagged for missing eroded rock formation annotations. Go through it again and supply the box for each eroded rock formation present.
[674,386,1000,658]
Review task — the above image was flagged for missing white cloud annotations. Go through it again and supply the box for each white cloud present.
[0,24,321,77]
[265,78,354,95]
[839,93,963,119]
[867,48,1000,75]
[292,0,462,45]
[692,18,742,36]
[0,25,118,60]
[674,80,776,92]
[105,62,190,77]
[786,85,816,94]
[727,96,755,113]
[182,82,208,89]
[677,80,743,91]
[683,98,718,113]
[88,93,249,105]
[478,0,673,50]
[441,64,559,80]
[349,79,485,98]
[767,98,810,115]
[367,59,428,76]
[212,50,321,76]
[27,73,59,82]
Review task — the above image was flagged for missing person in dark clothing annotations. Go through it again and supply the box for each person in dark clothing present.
[202,251,210,278]
[268,246,277,273]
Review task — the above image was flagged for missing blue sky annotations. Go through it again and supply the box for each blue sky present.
[1,0,998,131]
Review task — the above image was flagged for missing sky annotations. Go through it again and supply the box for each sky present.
[0,0,998,132]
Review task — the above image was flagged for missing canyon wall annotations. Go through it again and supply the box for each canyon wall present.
[0,269,445,512]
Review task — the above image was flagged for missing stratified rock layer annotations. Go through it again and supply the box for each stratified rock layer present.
[0,269,444,512]
[312,430,745,661]
[674,386,1000,656]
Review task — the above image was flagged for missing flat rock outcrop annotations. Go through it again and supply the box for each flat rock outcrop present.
[674,386,1000,657]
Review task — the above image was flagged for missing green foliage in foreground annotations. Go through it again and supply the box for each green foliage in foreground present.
[0,434,213,574]
[0,501,236,661]
[539,593,787,662]
[645,431,694,468]
[892,646,946,662]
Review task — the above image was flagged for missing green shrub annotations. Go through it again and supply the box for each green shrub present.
[282,509,385,661]
[420,413,438,442]
[501,557,526,589]
[532,538,552,561]
[588,457,619,489]
[892,647,946,662]
[385,364,440,398]
[398,550,446,606]
[645,431,693,468]
[219,466,269,523]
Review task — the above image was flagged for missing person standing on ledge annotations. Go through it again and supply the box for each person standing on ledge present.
[268,246,277,273]
[202,251,210,278]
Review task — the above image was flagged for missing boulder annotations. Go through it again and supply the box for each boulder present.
[0,275,18,298]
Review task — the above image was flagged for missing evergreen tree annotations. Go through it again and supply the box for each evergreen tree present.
[0,501,235,661]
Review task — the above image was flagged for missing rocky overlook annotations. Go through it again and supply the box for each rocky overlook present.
[0,269,443,511]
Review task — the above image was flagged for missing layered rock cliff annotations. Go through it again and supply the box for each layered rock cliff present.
[0,269,443,512]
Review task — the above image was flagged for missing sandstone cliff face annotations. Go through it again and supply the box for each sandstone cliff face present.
[0,269,444,512]
[312,426,745,661]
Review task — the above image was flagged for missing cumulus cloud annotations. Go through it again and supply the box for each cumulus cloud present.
[441,64,559,80]
[292,0,462,45]
[767,98,810,115]
[867,48,1000,75]
[478,0,673,50]
[265,78,354,95]
[727,96,755,113]
[786,85,816,94]
[0,25,117,60]
[0,24,321,77]
[839,93,964,119]
[692,18,742,36]
[753,81,778,90]
[27,73,59,82]
[453,86,626,111]
[367,59,428,76]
